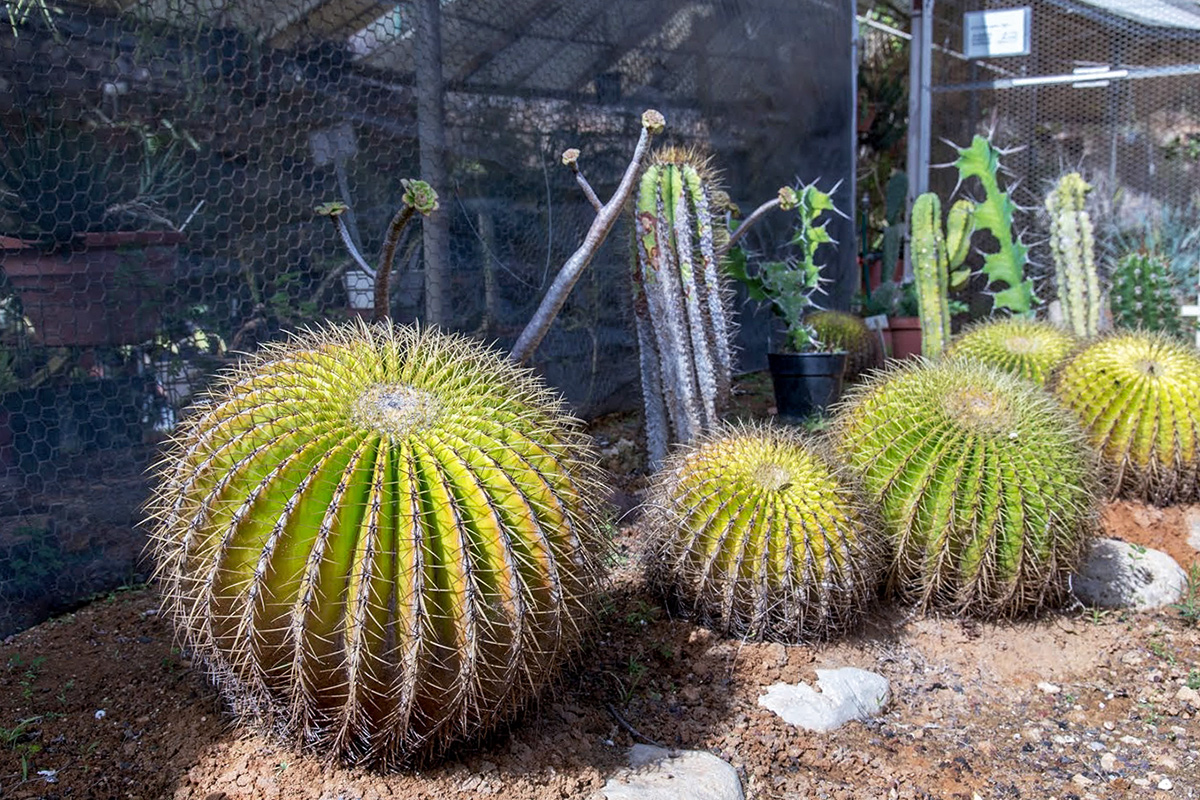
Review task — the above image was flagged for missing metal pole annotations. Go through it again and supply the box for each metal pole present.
[415,0,452,328]
[905,0,933,281]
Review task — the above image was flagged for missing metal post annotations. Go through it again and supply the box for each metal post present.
[905,0,933,281]
[415,0,452,327]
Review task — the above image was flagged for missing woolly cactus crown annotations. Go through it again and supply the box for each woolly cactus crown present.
[834,360,1100,617]
[644,422,882,642]
[1053,330,1200,504]
[149,322,607,766]
[946,317,1077,386]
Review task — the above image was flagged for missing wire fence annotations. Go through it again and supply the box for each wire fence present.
[0,0,854,636]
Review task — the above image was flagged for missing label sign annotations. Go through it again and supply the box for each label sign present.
[964,7,1031,59]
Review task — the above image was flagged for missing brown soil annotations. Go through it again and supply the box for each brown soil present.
[0,372,1197,800]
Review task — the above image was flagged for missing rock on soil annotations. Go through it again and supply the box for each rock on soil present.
[757,667,890,733]
[594,744,743,800]
[1072,538,1187,610]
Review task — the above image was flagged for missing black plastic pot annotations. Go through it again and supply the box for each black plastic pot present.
[767,351,848,424]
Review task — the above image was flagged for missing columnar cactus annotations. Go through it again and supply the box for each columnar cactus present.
[148,322,607,766]
[834,360,1100,617]
[808,309,882,382]
[1110,251,1182,337]
[1052,330,1200,504]
[633,147,734,467]
[1045,173,1100,337]
[953,135,1034,315]
[912,193,974,358]
[644,422,882,641]
[946,318,1077,386]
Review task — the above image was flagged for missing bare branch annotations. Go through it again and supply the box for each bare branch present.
[563,148,603,212]
[509,110,665,364]
[716,195,782,259]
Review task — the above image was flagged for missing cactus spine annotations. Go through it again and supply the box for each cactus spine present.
[1052,330,1200,504]
[953,135,1034,314]
[912,193,974,358]
[946,318,1076,386]
[1045,173,1100,337]
[834,360,1100,617]
[149,323,606,766]
[644,422,882,642]
[633,148,734,467]
[1110,251,1182,337]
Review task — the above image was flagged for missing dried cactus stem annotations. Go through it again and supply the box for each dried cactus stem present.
[1045,173,1099,337]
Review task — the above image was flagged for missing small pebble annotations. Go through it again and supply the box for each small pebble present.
[1100,752,1117,772]
[1038,682,1062,694]
[1158,778,1173,791]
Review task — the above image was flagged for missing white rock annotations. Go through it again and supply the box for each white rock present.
[598,745,743,800]
[757,667,890,733]
[1037,681,1062,694]
[1158,778,1174,791]
[1186,508,1200,553]
[1100,752,1118,772]
[1071,539,1186,610]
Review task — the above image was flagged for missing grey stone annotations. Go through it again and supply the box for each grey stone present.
[597,745,743,800]
[1071,538,1186,610]
[1186,508,1200,553]
[757,667,890,733]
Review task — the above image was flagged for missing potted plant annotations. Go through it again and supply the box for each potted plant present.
[863,279,922,359]
[729,182,848,423]
[0,114,193,346]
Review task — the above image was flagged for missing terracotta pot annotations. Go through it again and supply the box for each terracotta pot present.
[887,316,923,360]
[1,231,183,346]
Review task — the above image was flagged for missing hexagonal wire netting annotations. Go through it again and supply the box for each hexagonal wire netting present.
[0,1,855,635]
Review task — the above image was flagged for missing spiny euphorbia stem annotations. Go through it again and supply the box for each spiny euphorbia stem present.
[149,322,606,766]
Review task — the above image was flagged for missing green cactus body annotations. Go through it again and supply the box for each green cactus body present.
[1045,173,1100,337]
[954,135,1033,314]
[808,310,882,382]
[834,360,1099,617]
[645,423,881,641]
[633,149,734,466]
[946,318,1077,386]
[1110,251,1182,337]
[912,193,951,359]
[1052,331,1200,504]
[149,323,606,766]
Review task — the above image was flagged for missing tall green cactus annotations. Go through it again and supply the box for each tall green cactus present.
[1045,173,1100,337]
[953,135,1033,315]
[911,193,974,359]
[149,322,607,766]
[633,147,734,467]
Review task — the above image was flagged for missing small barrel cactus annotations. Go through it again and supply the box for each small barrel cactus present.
[148,322,607,766]
[1052,330,1200,504]
[643,422,882,642]
[946,317,1077,386]
[834,360,1099,617]
[808,309,882,382]
[1110,251,1182,337]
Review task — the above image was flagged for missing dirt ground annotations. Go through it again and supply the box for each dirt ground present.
[0,372,1198,800]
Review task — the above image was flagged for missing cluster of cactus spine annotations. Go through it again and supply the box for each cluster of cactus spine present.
[911,193,974,358]
[946,317,1077,386]
[1045,173,1101,337]
[1110,250,1182,337]
[644,422,882,642]
[834,360,1099,617]
[807,309,882,382]
[953,135,1034,315]
[148,323,607,766]
[633,147,734,467]
[1052,330,1200,504]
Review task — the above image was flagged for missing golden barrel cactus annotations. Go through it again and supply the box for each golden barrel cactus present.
[946,318,1077,386]
[644,422,882,642]
[148,322,606,766]
[1052,330,1200,504]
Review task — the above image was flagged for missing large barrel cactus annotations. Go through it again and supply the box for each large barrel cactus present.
[1052,330,1200,504]
[644,422,882,642]
[834,360,1099,617]
[148,322,607,766]
[808,309,883,383]
[946,317,1077,386]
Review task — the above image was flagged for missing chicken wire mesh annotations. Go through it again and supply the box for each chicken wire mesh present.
[925,0,1200,310]
[0,0,854,635]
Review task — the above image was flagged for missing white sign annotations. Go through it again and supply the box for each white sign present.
[964,7,1031,59]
